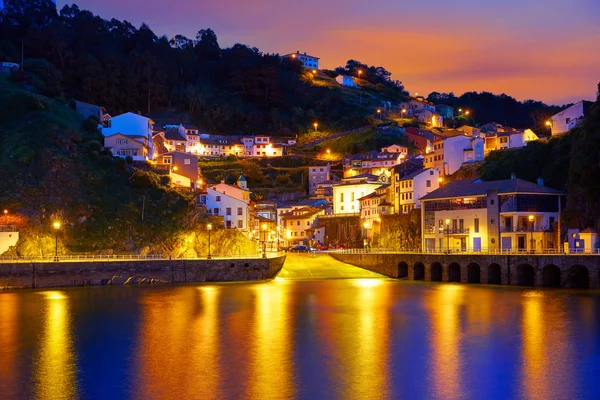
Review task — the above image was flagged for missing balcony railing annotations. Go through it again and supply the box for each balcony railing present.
[424,227,470,235]
[500,225,553,233]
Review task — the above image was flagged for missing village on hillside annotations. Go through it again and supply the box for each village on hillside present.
[59,51,596,255]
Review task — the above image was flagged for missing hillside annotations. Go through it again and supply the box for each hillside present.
[0,75,254,256]
[478,86,600,229]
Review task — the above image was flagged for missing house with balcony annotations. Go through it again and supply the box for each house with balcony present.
[423,133,484,175]
[332,174,384,215]
[420,176,562,253]
[484,129,539,155]
[343,150,403,178]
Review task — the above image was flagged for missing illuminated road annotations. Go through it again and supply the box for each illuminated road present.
[277,252,384,280]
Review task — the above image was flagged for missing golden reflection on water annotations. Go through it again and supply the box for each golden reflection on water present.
[135,287,224,399]
[0,294,18,398]
[429,284,464,400]
[34,291,78,400]
[321,279,391,399]
[521,293,574,400]
[247,281,295,399]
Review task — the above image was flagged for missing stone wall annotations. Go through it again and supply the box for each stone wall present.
[330,252,600,289]
[0,256,286,290]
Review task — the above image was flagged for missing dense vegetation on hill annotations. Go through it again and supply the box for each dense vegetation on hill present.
[479,84,600,230]
[427,91,563,130]
[0,0,408,135]
[0,76,255,256]
[0,0,562,137]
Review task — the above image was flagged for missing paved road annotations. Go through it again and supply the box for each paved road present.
[277,252,385,280]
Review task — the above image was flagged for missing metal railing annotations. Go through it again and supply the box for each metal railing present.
[0,252,286,263]
[329,248,600,256]
[0,225,18,233]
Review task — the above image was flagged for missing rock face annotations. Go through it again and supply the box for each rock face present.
[0,256,286,290]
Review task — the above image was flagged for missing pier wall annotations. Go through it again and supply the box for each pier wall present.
[0,256,286,289]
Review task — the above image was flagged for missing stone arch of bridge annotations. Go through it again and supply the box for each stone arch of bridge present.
[488,263,502,285]
[413,262,425,280]
[448,262,461,282]
[430,262,443,282]
[541,264,561,288]
[516,263,535,286]
[565,264,589,289]
[467,263,481,284]
[398,262,409,279]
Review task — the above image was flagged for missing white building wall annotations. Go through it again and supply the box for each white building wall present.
[333,183,380,214]
[205,189,249,230]
[551,101,586,135]
[443,136,472,174]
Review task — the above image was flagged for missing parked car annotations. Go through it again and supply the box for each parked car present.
[290,245,309,253]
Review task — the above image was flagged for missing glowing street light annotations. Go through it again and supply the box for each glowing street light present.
[445,218,451,254]
[326,148,331,154]
[261,223,268,258]
[53,221,61,262]
[377,109,382,120]
[528,215,535,253]
[207,223,213,259]
[312,69,317,74]
[2,209,7,224]
[313,122,318,132]
[465,110,470,116]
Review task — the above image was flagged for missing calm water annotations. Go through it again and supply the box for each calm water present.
[1,279,600,399]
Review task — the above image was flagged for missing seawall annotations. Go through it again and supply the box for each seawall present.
[0,256,286,290]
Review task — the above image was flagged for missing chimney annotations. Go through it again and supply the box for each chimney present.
[510,172,516,180]
[537,177,544,186]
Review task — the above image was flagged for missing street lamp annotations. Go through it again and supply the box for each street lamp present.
[261,223,267,258]
[276,226,281,252]
[377,109,382,120]
[207,223,212,259]
[528,215,534,253]
[445,218,451,254]
[465,110,470,116]
[313,122,318,132]
[3,209,7,224]
[53,221,61,262]
[326,148,331,154]
[545,120,552,132]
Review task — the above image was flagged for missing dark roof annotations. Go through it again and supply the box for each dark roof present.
[280,207,323,219]
[399,168,432,181]
[342,173,379,181]
[420,178,562,201]
[164,128,187,141]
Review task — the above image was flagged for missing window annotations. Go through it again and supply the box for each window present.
[340,193,344,202]
[226,208,232,216]
[238,207,243,215]
[351,192,355,201]
[430,170,434,175]
[184,159,191,165]
[226,220,232,228]
[426,180,431,187]
[238,220,243,228]
[213,208,219,215]
[297,221,300,226]
[474,218,479,233]
[216,196,221,202]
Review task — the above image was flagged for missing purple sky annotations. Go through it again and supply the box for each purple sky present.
[64,0,600,105]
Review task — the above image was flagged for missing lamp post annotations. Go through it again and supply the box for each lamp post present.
[545,120,552,133]
[3,209,7,225]
[528,215,534,253]
[445,218,450,254]
[53,221,61,262]
[261,223,267,258]
[276,226,281,252]
[377,109,382,120]
[207,223,212,259]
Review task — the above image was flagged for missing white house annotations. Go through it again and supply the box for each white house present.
[284,51,319,69]
[484,129,539,155]
[550,100,594,136]
[332,174,382,215]
[335,75,356,87]
[420,177,562,252]
[102,112,155,161]
[424,133,484,175]
[241,136,284,157]
[396,168,439,214]
[204,176,250,230]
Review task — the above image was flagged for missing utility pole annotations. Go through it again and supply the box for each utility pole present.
[141,196,146,222]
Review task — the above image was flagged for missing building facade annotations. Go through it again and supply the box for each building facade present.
[550,100,593,135]
[420,178,562,253]
[308,164,331,196]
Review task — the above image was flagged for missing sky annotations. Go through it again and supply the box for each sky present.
[64,0,599,105]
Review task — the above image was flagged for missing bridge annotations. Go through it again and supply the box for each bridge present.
[329,250,600,289]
